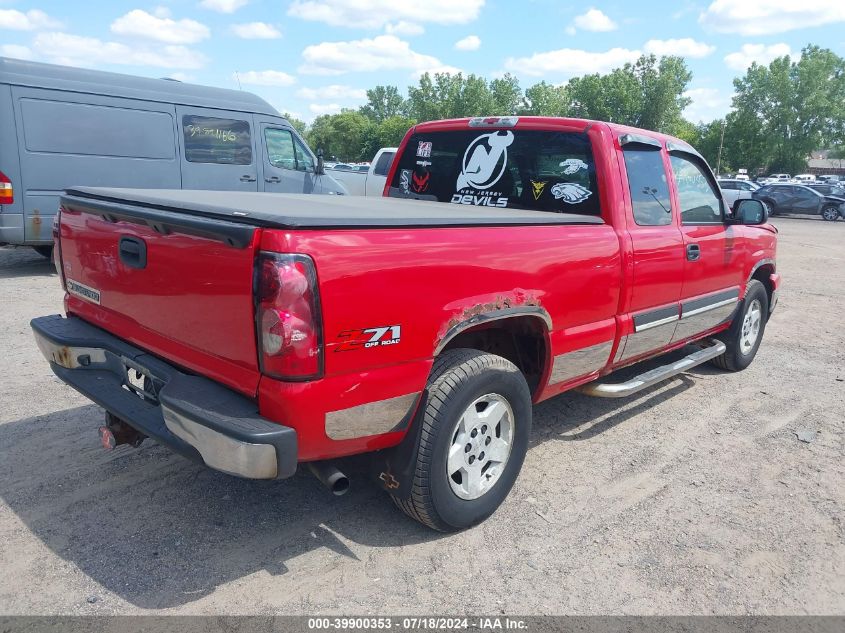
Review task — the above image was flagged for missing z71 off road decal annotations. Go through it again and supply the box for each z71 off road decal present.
[336,325,401,352]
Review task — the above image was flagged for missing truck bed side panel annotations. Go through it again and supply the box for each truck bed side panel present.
[258,223,621,458]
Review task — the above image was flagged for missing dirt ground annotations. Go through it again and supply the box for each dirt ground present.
[0,217,842,616]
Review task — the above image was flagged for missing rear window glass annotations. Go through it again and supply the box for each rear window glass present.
[387,130,600,215]
[183,115,252,165]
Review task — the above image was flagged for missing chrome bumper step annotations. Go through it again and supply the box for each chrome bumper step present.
[579,340,726,398]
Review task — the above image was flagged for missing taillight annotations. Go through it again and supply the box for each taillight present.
[0,171,13,205]
[255,252,323,380]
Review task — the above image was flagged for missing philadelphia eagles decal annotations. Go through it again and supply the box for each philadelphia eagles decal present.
[551,182,592,204]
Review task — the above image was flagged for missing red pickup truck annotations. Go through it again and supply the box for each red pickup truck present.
[32,116,778,532]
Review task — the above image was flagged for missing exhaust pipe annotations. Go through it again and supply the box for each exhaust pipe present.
[308,461,350,496]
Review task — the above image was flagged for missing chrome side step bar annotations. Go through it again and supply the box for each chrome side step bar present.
[579,340,726,398]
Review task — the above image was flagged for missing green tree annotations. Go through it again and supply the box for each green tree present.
[730,45,845,174]
[282,112,307,136]
[522,81,570,116]
[360,85,407,122]
[567,55,692,132]
[489,74,524,115]
[306,110,372,162]
[377,116,417,147]
[407,72,499,121]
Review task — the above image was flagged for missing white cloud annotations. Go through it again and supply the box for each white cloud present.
[0,9,61,31]
[573,8,617,32]
[296,85,367,100]
[288,0,483,29]
[236,70,297,86]
[644,38,716,58]
[32,32,207,69]
[0,44,34,60]
[700,0,845,35]
[385,21,425,36]
[564,25,576,36]
[309,103,343,115]
[300,34,449,75]
[455,35,480,51]
[111,10,210,44]
[724,43,793,70]
[683,87,732,122]
[199,0,248,13]
[231,22,281,39]
[505,47,641,78]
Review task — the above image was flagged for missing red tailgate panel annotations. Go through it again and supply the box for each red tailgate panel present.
[60,208,262,396]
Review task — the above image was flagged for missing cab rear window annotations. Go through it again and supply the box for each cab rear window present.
[388,130,600,216]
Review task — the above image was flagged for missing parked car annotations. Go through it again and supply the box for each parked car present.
[753,183,845,220]
[735,169,749,181]
[0,57,344,257]
[765,174,791,183]
[33,116,778,532]
[718,178,759,207]
[817,175,842,184]
[328,148,397,196]
[793,174,817,183]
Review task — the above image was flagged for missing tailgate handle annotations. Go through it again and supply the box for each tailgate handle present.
[119,236,147,269]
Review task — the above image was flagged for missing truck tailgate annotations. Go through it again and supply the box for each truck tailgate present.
[58,200,262,396]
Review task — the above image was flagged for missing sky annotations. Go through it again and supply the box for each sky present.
[1,0,844,124]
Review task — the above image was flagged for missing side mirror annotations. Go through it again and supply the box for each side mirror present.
[732,198,767,225]
[316,149,326,176]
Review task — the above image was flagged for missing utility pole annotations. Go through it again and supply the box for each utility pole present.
[716,119,726,176]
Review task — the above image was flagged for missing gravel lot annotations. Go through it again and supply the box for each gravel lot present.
[0,217,842,616]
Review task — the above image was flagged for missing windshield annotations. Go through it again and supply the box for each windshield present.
[387,129,601,216]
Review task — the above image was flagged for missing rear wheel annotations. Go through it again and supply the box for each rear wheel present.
[391,349,532,532]
[710,279,769,372]
[821,205,840,221]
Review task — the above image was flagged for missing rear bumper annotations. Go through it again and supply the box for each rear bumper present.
[31,314,297,480]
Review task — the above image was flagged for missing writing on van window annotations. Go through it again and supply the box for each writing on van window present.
[182,115,252,165]
[185,125,238,142]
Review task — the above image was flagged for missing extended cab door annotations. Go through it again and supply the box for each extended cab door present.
[615,137,685,363]
[257,121,316,193]
[668,151,744,342]
[177,107,258,191]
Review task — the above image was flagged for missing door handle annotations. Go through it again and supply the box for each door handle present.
[240,174,257,182]
[265,176,281,183]
[686,243,701,261]
[118,236,147,269]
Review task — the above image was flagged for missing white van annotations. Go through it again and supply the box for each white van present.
[0,57,344,255]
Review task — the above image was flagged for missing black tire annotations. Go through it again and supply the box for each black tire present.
[32,245,53,259]
[821,205,840,222]
[710,279,769,372]
[760,199,777,216]
[391,349,532,532]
